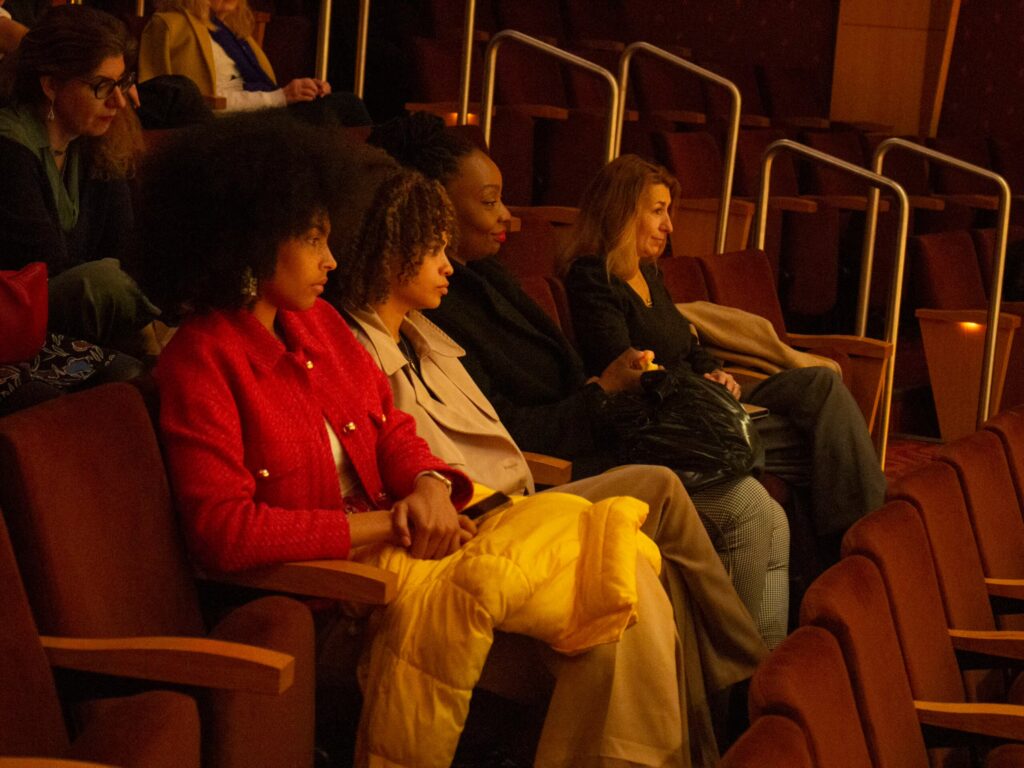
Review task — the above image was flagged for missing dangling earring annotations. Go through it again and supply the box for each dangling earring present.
[46,99,55,121]
[242,267,258,300]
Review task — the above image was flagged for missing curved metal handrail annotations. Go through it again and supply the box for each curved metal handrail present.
[457,0,477,125]
[753,139,911,466]
[314,0,368,93]
[616,43,741,254]
[862,138,1011,427]
[480,30,619,163]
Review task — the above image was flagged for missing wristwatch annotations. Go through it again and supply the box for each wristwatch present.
[417,469,453,496]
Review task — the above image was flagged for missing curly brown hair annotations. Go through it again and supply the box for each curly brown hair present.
[329,167,456,311]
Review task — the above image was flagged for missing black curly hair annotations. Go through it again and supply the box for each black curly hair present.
[368,111,480,184]
[329,167,456,311]
[136,112,377,317]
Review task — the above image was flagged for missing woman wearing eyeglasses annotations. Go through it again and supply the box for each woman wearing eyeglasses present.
[0,5,158,353]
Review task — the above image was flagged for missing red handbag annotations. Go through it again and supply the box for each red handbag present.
[0,262,48,364]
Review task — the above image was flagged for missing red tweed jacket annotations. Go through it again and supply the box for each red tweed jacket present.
[155,300,471,572]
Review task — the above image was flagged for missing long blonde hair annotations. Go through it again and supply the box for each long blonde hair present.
[155,0,255,39]
[563,154,680,280]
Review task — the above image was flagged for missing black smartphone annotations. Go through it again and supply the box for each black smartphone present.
[462,491,513,521]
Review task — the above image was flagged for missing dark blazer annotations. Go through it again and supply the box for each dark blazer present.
[0,137,133,274]
[425,257,615,477]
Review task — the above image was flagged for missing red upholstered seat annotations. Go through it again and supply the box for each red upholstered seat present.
[0,383,316,768]
[748,626,873,767]
[657,255,710,303]
[911,230,988,308]
[799,555,947,768]
[0,511,201,767]
[719,715,813,768]
[937,430,1024,582]
[801,553,1024,767]
[984,405,1024,510]
[842,498,1012,705]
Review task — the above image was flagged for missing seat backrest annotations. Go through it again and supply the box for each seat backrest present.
[734,128,797,197]
[887,461,997,632]
[499,214,561,278]
[630,55,707,115]
[748,626,872,768]
[984,405,1024,511]
[655,131,722,197]
[799,555,932,768]
[928,135,994,195]
[0,512,69,757]
[657,255,711,303]
[517,274,563,331]
[970,225,1024,292]
[937,430,1024,579]
[719,714,813,768]
[761,65,830,122]
[0,382,205,638]
[839,501,975,705]
[494,0,566,41]
[801,131,868,195]
[696,250,789,339]
[910,230,987,309]
[561,0,625,44]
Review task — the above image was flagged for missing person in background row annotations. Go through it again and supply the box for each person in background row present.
[0,0,28,60]
[0,5,158,354]
[139,0,369,126]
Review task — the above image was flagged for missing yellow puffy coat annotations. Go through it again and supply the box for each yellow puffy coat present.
[353,487,661,767]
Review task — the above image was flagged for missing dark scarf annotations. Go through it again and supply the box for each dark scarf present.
[208,15,276,92]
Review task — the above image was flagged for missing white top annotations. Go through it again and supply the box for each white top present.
[210,37,286,111]
[324,419,360,500]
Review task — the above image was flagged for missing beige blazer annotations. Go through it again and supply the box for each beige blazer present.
[348,308,535,495]
[138,9,276,95]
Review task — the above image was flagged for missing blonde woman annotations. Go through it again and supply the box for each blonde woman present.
[139,0,337,114]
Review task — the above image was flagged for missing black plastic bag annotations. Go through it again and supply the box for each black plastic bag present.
[600,368,764,492]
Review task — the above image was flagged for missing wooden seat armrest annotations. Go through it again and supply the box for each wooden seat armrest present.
[915,700,1024,741]
[206,560,397,604]
[650,109,707,126]
[765,196,819,214]
[916,308,1022,329]
[674,198,755,215]
[509,206,579,225]
[40,635,294,695]
[907,194,946,211]
[774,116,831,131]
[935,193,1000,211]
[787,333,892,359]
[203,94,227,110]
[0,760,115,767]
[741,114,771,128]
[523,452,572,487]
[949,628,1024,662]
[571,38,625,53]
[987,578,1024,600]
[803,195,891,212]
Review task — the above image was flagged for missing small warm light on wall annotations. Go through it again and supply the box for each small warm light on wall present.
[960,322,984,331]
[442,113,480,127]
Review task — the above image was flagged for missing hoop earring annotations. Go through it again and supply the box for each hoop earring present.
[46,100,55,121]
[242,267,258,300]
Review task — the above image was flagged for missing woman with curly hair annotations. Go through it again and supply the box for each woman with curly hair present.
[0,4,156,351]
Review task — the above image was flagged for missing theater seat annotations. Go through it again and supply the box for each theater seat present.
[0,511,200,768]
[801,554,1024,767]
[0,383,316,768]
[719,715,812,768]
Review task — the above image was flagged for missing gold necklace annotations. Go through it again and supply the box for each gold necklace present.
[626,271,653,307]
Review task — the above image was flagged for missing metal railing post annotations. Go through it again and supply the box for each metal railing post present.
[616,43,740,254]
[457,0,477,125]
[481,31,618,163]
[753,139,910,467]
[863,138,1011,427]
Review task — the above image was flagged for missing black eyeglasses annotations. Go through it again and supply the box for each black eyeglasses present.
[78,71,136,100]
